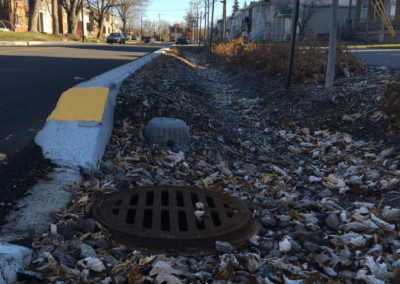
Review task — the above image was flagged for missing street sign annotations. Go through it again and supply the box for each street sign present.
[174,24,179,28]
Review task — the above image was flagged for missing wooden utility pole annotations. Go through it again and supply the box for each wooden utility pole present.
[209,0,214,54]
[285,0,299,88]
[159,14,161,41]
[81,0,85,42]
[326,0,338,90]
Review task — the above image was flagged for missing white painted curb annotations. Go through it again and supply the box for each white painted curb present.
[35,46,172,170]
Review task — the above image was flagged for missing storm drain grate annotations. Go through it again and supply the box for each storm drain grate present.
[92,186,252,248]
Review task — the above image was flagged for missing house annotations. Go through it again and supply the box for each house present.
[217,0,357,42]
[347,0,400,43]
[0,0,118,37]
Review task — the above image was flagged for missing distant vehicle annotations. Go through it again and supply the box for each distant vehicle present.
[144,36,155,43]
[106,33,126,44]
[131,35,138,40]
[142,36,146,41]
[175,38,188,45]
[161,39,164,42]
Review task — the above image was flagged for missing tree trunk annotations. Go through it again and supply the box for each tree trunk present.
[97,15,104,38]
[29,0,41,32]
[68,0,81,35]
[52,0,59,34]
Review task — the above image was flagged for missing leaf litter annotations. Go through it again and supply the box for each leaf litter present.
[14,47,400,284]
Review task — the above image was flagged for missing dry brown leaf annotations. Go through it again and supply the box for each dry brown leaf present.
[286,208,306,222]
[127,264,145,284]
[138,255,155,266]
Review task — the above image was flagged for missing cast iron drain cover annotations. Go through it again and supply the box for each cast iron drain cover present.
[92,186,252,248]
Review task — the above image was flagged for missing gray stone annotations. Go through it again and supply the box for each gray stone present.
[320,189,332,197]
[69,241,83,255]
[295,231,317,244]
[101,254,118,267]
[211,280,227,284]
[269,250,281,258]
[251,199,260,205]
[326,212,340,230]
[104,175,114,180]
[83,240,96,247]
[215,241,234,253]
[117,167,126,175]
[338,270,357,278]
[0,243,34,284]
[158,180,171,186]
[261,216,277,228]
[78,219,95,234]
[155,175,163,183]
[259,241,274,252]
[57,221,78,238]
[287,256,299,262]
[186,157,195,162]
[305,217,319,225]
[188,258,198,266]
[36,246,56,260]
[96,238,109,249]
[297,201,320,212]
[54,243,69,254]
[53,252,77,267]
[114,173,126,182]
[204,257,216,264]
[141,170,152,178]
[80,244,97,258]
[255,194,267,203]
[93,171,105,179]
[304,242,319,252]
[17,270,44,281]
[100,160,115,173]
[289,240,301,253]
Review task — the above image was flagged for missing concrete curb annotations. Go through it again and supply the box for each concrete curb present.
[35,46,172,170]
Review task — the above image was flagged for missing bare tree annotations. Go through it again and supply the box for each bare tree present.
[297,0,325,37]
[184,0,201,33]
[61,0,83,35]
[87,0,117,38]
[114,0,149,36]
[28,0,41,32]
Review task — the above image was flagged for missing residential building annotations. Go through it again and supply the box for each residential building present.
[217,0,357,42]
[0,0,118,37]
[347,0,400,43]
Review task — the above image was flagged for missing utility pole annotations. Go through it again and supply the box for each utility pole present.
[209,0,214,55]
[159,14,161,41]
[222,0,227,48]
[141,15,143,42]
[81,0,85,42]
[285,0,300,88]
[206,0,210,47]
[326,0,338,90]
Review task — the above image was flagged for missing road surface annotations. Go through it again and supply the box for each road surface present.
[0,42,170,158]
[351,48,400,69]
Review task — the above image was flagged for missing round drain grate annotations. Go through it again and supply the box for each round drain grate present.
[92,186,252,248]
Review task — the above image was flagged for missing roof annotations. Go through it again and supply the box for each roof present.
[275,6,292,17]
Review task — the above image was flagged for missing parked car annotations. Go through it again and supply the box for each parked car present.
[161,39,164,42]
[144,36,155,43]
[175,38,188,45]
[131,35,138,40]
[106,33,126,44]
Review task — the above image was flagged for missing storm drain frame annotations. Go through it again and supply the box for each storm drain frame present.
[92,186,252,248]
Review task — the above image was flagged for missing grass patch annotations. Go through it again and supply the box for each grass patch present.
[0,31,74,42]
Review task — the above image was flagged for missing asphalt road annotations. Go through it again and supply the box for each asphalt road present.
[0,42,170,158]
[351,48,400,69]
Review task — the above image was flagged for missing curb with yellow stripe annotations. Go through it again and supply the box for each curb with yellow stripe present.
[35,46,171,170]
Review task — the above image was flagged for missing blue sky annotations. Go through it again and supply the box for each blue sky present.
[144,0,246,24]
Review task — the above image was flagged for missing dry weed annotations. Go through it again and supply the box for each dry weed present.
[211,31,365,84]
[379,72,400,126]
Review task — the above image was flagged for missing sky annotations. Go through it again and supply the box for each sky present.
[143,0,246,25]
